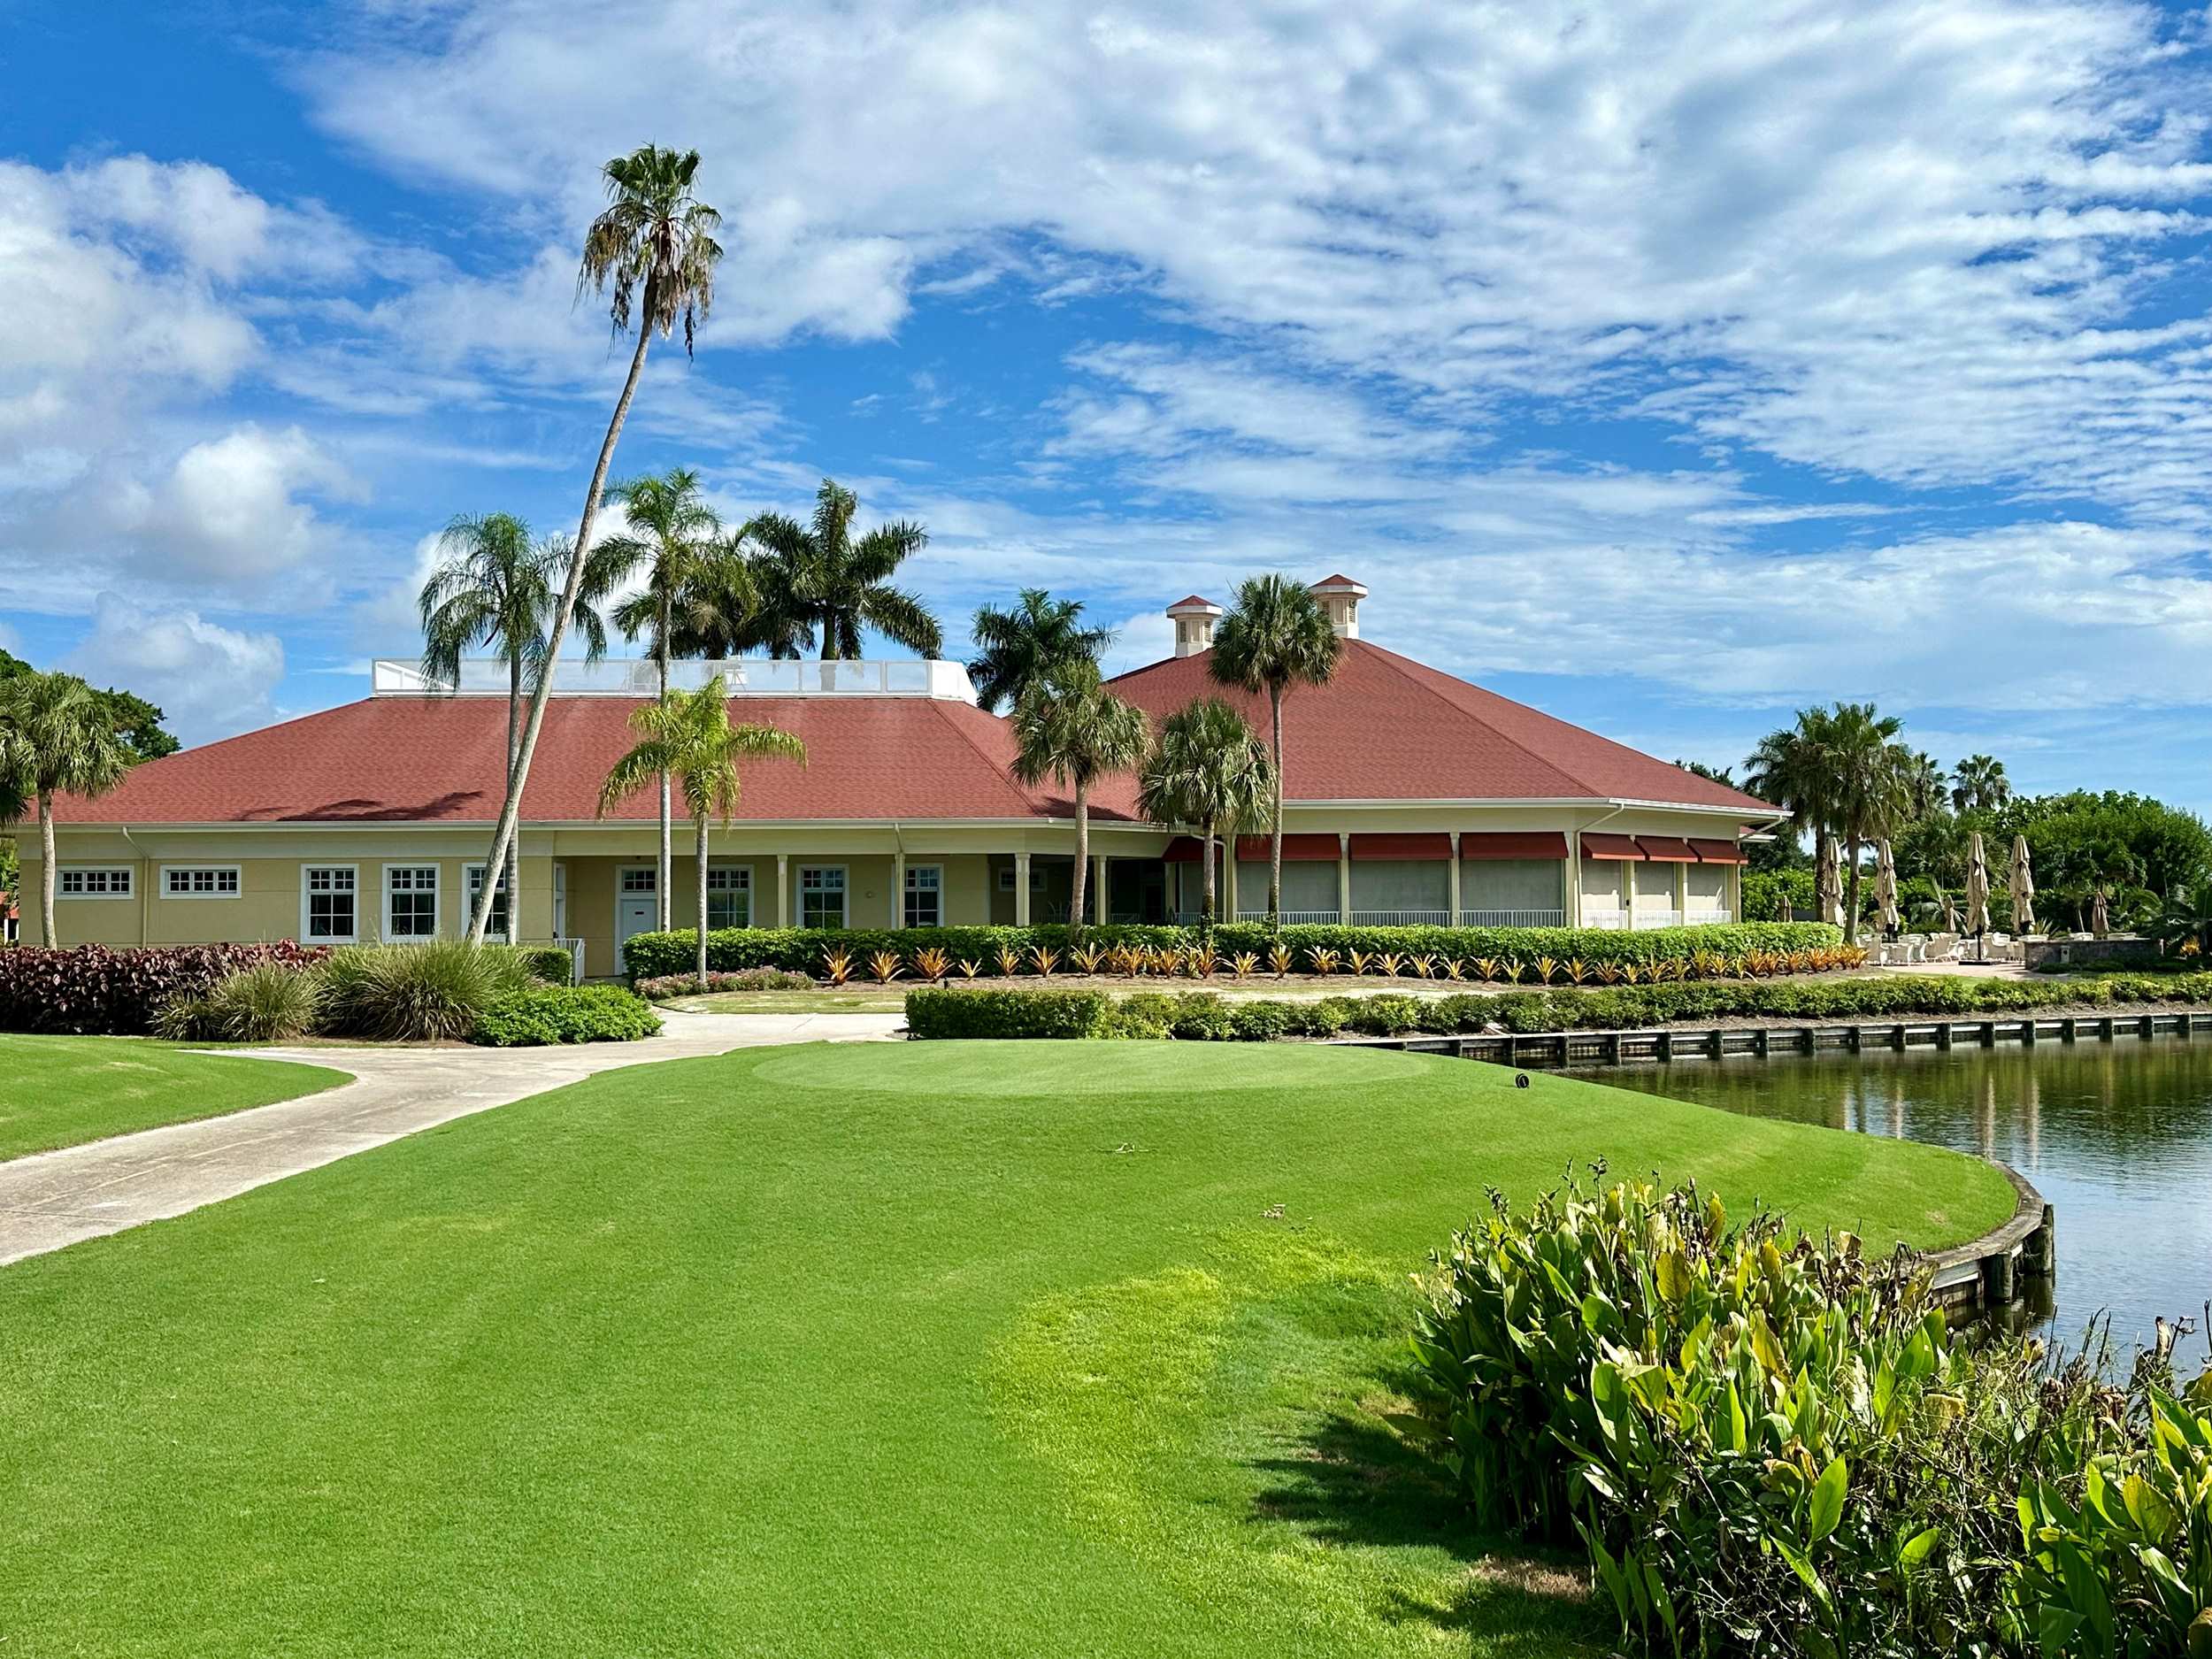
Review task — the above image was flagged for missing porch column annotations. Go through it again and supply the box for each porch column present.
[775,853,789,927]
[1014,851,1032,926]
[1624,856,1638,931]
[1447,833,1462,926]
[1337,833,1352,925]
[1225,848,1238,921]
[1728,863,1742,921]
[1675,860,1688,922]
[893,849,907,929]
[1093,854,1109,925]
[1564,825,1582,926]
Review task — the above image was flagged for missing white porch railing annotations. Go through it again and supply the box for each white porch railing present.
[1578,907,1734,931]
[1349,909,1452,927]
[1458,909,1565,928]
[1638,908,1684,930]
[1685,909,1734,926]
[1233,909,1345,926]
[550,937,586,984]
[1578,907,1632,931]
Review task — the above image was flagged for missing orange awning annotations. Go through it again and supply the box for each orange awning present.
[1349,833,1453,861]
[1581,833,1645,860]
[1636,836,1698,862]
[1233,833,1341,862]
[1459,832,1570,861]
[1689,838,1747,865]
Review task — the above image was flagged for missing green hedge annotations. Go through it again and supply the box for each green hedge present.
[902,972,2212,1041]
[903,987,1114,1040]
[472,985,664,1047]
[624,920,1841,982]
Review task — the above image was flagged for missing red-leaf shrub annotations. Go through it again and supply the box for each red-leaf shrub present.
[0,942,331,1036]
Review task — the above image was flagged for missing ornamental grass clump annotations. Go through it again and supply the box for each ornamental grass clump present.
[318,941,533,1041]
[154,960,322,1043]
[1404,1172,2212,1659]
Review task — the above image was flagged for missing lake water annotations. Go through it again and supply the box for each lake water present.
[1572,1037,2212,1368]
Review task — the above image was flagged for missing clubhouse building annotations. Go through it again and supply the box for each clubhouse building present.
[23,578,1776,977]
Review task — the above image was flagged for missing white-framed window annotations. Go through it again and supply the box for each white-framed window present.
[705,864,751,931]
[798,864,848,930]
[301,865,358,942]
[58,866,134,898]
[466,864,511,938]
[619,867,657,893]
[997,865,1017,892]
[903,864,942,928]
[384,864,441,939]
[161,865,240,899]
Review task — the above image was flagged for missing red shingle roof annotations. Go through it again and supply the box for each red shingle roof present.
[46,695,1126,826]
[46,641,1773,826]
[1107,640,1770,813]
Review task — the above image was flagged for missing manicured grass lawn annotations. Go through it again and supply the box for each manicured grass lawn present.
[0,1042,2014,1657]
[0,1035,347,1160]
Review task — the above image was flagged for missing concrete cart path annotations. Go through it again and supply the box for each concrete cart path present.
[0,1010,905,1266]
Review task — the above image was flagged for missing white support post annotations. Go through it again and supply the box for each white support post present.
[1624,856,1638,931]
[1448,832,1462,927]
[1093,854,1109,926]
[1675,859,1688,922]
[1337,833,1352,926]
[1015,851,1032,927]
[775,853,789,928]
[894,850,907,929]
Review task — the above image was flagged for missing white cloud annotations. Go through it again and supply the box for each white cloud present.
[63,595,286,746]
[108,426,359,583]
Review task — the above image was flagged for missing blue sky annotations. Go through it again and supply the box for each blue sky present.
[5,0,2212,810]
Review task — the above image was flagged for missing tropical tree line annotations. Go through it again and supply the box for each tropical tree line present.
[1707,711,2212,943]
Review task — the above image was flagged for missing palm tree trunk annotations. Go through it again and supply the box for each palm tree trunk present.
[1268,684,1285,934]
[468,316,655,943]
[1844,834,1863,944]
[657,619,672,933]
[505,651,522,946]
[695,810,710,987]
[1070,778,1089,942]
[1201,816,1217,937]
[38,796,56,947]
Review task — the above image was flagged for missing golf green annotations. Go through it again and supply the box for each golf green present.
[0,1041,2014,1656]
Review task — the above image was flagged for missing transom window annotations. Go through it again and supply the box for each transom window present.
[386,865,440,939]
[903,864,942,928]
[302,866,357,941]
[58,867,134,898]
[619,867,657,893]
[163,866,239,898]
[798,865,848,930]
[705,865,751,931]
[466,864,511,938]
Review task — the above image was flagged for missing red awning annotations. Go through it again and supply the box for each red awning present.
[1581,833,1645,861]
[1636,836,1698,863]
[1459,832,1571,861]
[1689,838,1747,865]
[1349,833,1453,861]
[1162,836,1209,864]
[1234,833,1341,862]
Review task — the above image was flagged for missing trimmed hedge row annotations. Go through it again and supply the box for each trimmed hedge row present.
[473,985,664,1047]
[904,972,2212,1041]
[0,942,330,1035]
[624,920,1842,982]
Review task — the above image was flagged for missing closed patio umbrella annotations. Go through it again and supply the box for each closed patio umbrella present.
[2008,834,2035,937]
[1816,840,1844,926]
[2091,885,2110,939]
[1964,832,1991,941]
[1875,840,1901,934]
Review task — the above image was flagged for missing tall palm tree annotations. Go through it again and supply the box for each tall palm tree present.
[1010,661,1151,938]
[967,589,1113,713]
[1746,708,1839,914]
[1136,698,1273,936]
[597,679,804,987]
[1207,575,1340,933]
[0,672,134,946]
[469,143,723,944]
[744,480,941,670]
[1823,703,1914,943]
[420,512,616,943]
[1901,749,1948,821]
[1952,754,2010,816]
[594,468,754,928]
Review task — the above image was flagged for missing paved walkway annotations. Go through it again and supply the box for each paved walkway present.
[0,1010,904,1267]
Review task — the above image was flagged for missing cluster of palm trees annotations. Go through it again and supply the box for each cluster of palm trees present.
[1742,706,2011,942]
[0,673,136,946]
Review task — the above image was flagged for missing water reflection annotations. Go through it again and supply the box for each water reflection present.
[1571,1038,2212,1364]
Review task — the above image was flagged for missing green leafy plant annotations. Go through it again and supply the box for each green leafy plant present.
[152,960,321,1043]
[903,987,1111,1039]
[472,984,662,1046]
[319,941,534,1042]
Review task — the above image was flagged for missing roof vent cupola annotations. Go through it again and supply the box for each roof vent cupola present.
[1309,574,1366,640]
[1165,595,1225,658]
